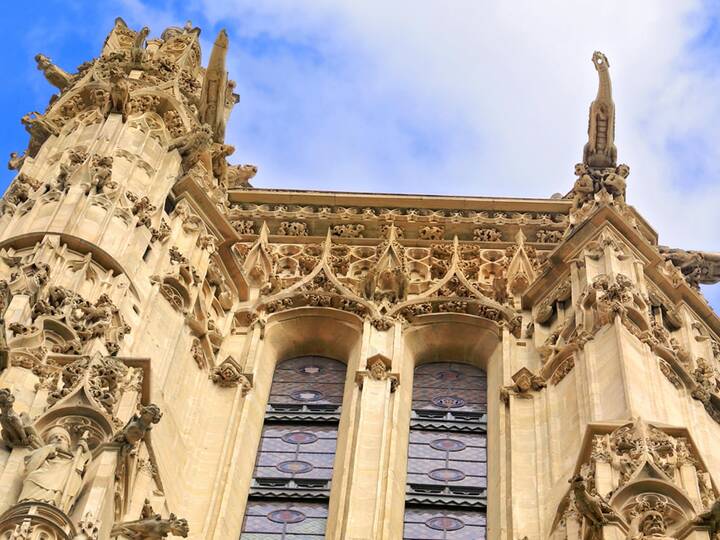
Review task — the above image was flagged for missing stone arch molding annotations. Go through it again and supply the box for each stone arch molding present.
[551,417,719,539]
[235,224,522,337]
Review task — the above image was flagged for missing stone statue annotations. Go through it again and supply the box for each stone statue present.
[18,427,92,513]
[131,27,150,66]
[602,164,629,204]
[570,474,614,527]
[697,497,720,538]
[0,388,41,449]
[34,54,72,91]
[630,510,675,540]
[108,68,130,120]
[225,163,257,188]
[661,247,720,287]
[571,163,595,210]
[583,51,617,168]
[113,403,162,446]
[110,499,189,539]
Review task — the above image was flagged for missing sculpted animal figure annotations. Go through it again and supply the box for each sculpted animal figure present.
[570,474,614,528]
[35,54,72,91]
[0,388,41,449]
[583,51,617,168]
[697,498,720,539]
[131,26,150,65]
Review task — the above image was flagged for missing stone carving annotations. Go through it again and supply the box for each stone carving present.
[226,163,257,188]
[659,247,720,288]
[126,192,156,228]
[473,228,502,242]
[570,474,615,527]
[35,54,73,91]
[696,498,720,538]
[419,225,444,241]
[536,229,564,243]
[210,356,252,393]
[501,367,546,402]
[110,500,189,539]
[0,389,41,449]
[232,219,255,235]
[73,513,100,540]
[277,221,308,236]
[108,68,130,119]
[628,496,675,540]
[89,155,114,193]
[356,356,399,392]
[331,223,365,238]
[113,404,162,447]
[19,427,92,513]
[7,151,26,171]
[584,51,616,168]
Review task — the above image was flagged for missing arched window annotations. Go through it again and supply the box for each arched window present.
[240,356,346,539]
[403,362,488,539]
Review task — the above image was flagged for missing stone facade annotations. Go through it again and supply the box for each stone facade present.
[0,19,718,540]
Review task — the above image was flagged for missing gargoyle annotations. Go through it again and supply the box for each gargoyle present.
[570,474,615,528]
[0,388,42,448]
[113,403,162,446]
[35,53,73,91]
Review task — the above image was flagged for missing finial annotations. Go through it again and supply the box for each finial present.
[583,51,617,168]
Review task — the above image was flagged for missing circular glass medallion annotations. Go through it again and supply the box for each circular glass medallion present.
[282,431,319,445]
[434,369,463,382]
[276,460,314,474]
[428,468,466,482]
[430,438,467,452]
[431,395,466,408]
[426,516,465,531]
[297,365,323,375]
[268,509,306,524]
[290,389,324,402]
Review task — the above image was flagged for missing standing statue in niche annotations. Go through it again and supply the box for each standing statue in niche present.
[18,427,92,513]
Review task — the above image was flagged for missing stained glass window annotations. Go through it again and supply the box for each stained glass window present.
[403,362,488,539]
[240,356,346,539]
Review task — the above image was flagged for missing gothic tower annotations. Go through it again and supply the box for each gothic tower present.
[0,20,719,540]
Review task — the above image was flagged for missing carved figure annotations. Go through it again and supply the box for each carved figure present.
[571,163,595,210]
[602,164,629,203]
[113,403,162,446]
[8,151,26,171]
[0,388,41,448]
[631,510,674,540]
[570,474,614,527]
[108,68,130,120]
[35,54,72,91]
[659,247,720,288]
[110,512,189,539]
[226,163,257,188]
[583,52,616,168]
[697,497,720,538]
[131,26,150,65]
[19,427,92,513]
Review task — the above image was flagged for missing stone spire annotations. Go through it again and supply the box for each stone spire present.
[583,51,617,168]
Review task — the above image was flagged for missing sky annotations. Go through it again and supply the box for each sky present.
[2,0,720,310]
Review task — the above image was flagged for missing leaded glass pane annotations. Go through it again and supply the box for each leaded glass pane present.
[403,508,486,539]
[269,356,346,406]
[241,501,327,539]
[254,424,338,481]
[407,431,487,488]
[412,362,487,413]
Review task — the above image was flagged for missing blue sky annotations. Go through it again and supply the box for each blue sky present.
[2,0,720,310]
